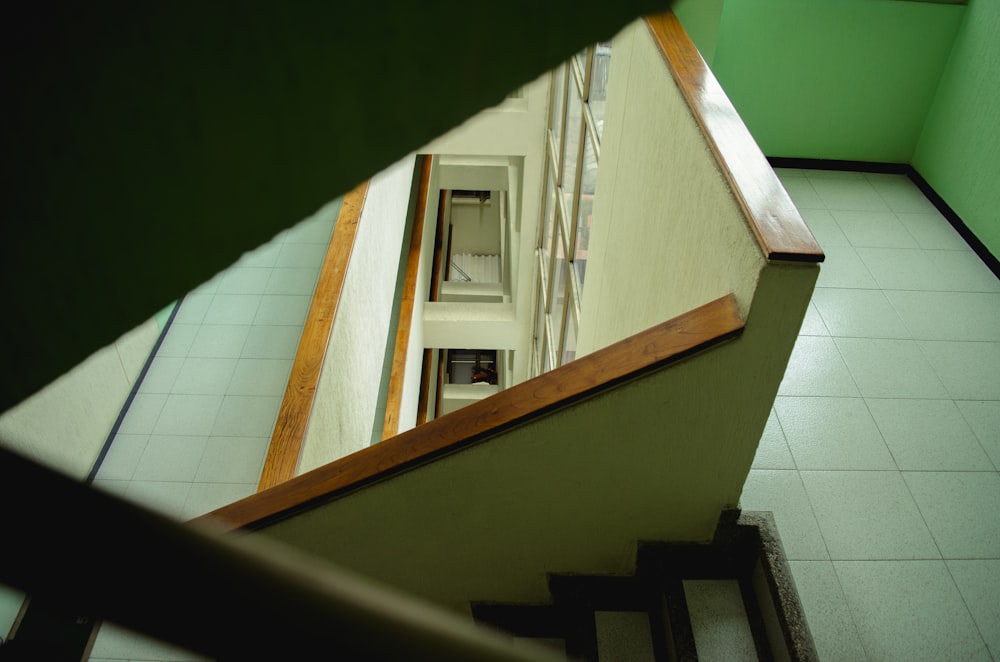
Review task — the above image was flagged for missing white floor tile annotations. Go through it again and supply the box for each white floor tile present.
[216,267,272,295]
[801,470,939,560]
[123,480,192,519]
[739,470,829,560]
[285,214,335,244]
[775,397,895,470]
[195,437,269,484]
[788,560,868,662]
[265,267,322,295]
[779,177,826,210]
[172,294,213,325]
[116,393,167,435]
[95,433,148,481]
[171,357,238,395]
[153,394,223,436]
[183,482,257,519]
[812,288,910,339]
[895,211,969,251]
[241,325,304,359]
[814,245,879,289]
[155,323,200,358]
[835,560,990,661]
[834,338,949,399]
[904,472,1000,559]
[955,400,1000,470]
[751,408,795,470]
[863,173,938,214]
[133,435,210,482]
[227,359,293,397]
[777,336,860,397]
[211,395,281,437]
[808,177,889,212]
[831,210,918,249]
[138,356,185,393]
[946,560,1000,659]
[798,302,829,336]
[188,324,252,359]
[237,242,281,268]
[253,294,312,326]
[276,242,327,268]
[926,250,1000,293]
[918,340,1000,400]
[886,291,1000,341]
[854,247,945,291]
[866,399,993,471]
[203,294,262,325]
[799,209,850,247]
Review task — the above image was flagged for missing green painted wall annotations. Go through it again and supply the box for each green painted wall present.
[913,0,1000,257]
[672,0,725,64]
[709,0,964,162]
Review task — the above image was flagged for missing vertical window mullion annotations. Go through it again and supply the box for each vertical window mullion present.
[551,64,569,184]
[566,58,588,271]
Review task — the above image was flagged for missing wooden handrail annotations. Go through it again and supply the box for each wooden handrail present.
[645,12,824,264]
[196,294,745,532]
[258,182,369,491]
[381,155,433,440]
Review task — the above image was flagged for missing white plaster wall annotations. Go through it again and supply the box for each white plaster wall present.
[299,156,416,472]
[577,21,766,356]
[0,317,160,479]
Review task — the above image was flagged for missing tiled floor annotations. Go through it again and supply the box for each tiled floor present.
[86,199,340,661]
[744,169,1000,661]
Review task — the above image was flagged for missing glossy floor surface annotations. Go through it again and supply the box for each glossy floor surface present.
[744,169,999,661]
[77,172,1000,659]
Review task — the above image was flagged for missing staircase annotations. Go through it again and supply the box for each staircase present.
[471,511,818,662]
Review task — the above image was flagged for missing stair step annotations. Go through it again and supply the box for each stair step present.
[472,510,819,661]
[684,580,759,660]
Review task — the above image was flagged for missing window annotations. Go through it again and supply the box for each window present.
[533,42,612,375]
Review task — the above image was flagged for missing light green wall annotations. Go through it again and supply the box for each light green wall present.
[913,0,1000,257]
[672,0,725,64]
[708,0,964,162]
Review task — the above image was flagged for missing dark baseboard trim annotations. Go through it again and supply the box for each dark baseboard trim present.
[86,299,182,484]
[904,167,1000,278]
[767,156,1000,279]
[768,156,908,175]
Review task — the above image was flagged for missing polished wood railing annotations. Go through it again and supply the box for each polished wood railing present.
[257,182,369,491]
[197,294,744,532]
[645,12,823,264]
